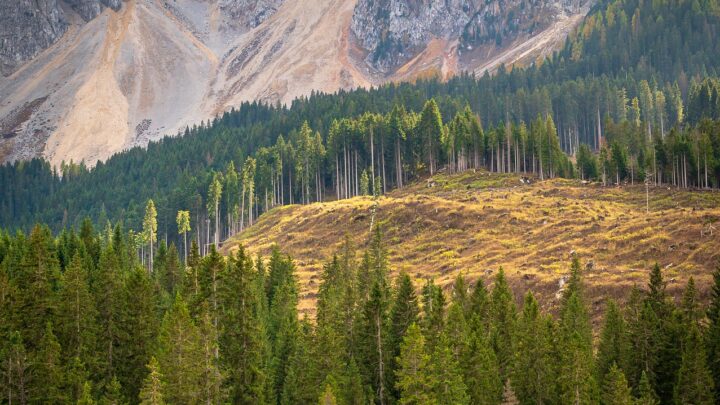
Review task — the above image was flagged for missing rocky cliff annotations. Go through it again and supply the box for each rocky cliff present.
[351,0,591,73]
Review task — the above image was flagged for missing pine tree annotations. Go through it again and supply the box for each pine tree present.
[30,322,66,404]
[94,244,125,386]
[281,319,319,404]
[429,333,469,404]
[143,200,157,272]
[601,364,632,405]
[635,372,659,405]
[707,264,720,404]
[466,330,502,405]
[56,255,98,369]
[139,357,165,405]
[388,271,419,400]
[77,381,95,405]
[674,324,715,405]
[118,267,159,400]
[395,323,435,405]
[219,247,267,403]
[490,268,516,380]
[512,292,555,404]
[557,290,598,404]
[155,294,204,404]
[596,299,630,388]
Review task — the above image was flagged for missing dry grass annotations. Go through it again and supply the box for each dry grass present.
[223,171,720,322]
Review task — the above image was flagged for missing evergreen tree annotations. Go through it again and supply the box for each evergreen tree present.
[101,377,125,405]
[155,294,204,404]
[281,319,319,404]
[395,323,435,405]
[139,357,165,405]
[56,255,98,369]
[143,200,157,272]
[596,299,630,389]
[635,372,659,405]
[388,271,420,400]
[674,325,715,405]
[219,247,267,403]
[466,330,502,405]
[77,381,96,405]
[490,268,516,380]
[429,333,469,404]
[94,244,125,386]
[512,292,555,404]
[30,322,66,404]
[601,364,633,405]
[707,265,720,404]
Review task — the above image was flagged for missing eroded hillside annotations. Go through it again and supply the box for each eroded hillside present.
[224,172,720,318]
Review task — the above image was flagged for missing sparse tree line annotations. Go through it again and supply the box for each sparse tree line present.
[1,221,720,404]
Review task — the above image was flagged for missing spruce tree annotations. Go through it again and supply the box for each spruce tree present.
[388,271,420,401]
[596,299,630,388]
[395,323,434,405]
[674,324,715,405]
[466,329,502,405]
[101,377,125,405]
[77,381,96,405]
[118,267,159,400]
[219,247,267,403]
[281,319,319,404]
[636,372,659,405]
[601,364,633,405]
[512,292,555,404]
[421,278,445,350]
[56,255,98,370]
[707,264,720,404]
[155,294,203,404]
[94,244,125,386]
[30,322,66,404]
[490,268,516,380]
[139,357,165,405]
[429,332,469,404]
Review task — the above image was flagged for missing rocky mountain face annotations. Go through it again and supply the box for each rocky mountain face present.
[351,0,590,73]
[0,0,123,76]
[219,0,285,31]
[0,0,590,167]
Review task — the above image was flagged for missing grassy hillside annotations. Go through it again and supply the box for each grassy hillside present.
[224,171,720,319]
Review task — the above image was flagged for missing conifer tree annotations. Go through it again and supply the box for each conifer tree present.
[143,200,157,272]
[468,278,490,333]
[56,255,98,369]
[94,244,125,385]
[395,323,434,405]
[219,247,267,403]
[207,173,223,246]
[636,372,659,405]
[176,210,191,264]
[197,302,223,404]
[596,299,630,388]
[118,268,159,400]
[466,330,502,405]
[429,333,469,404]
[101,377,125,405]
[490,268,516,380]
[707,264,720,404]
[512,292,555,404]
[319,382,339,405]
[139,357,165,405]
[155,294,203,403]
[281,319,319,404]
[77,381,95,405]
[674,324,715,405]
[30,322,66,404]
[601,364,633,405]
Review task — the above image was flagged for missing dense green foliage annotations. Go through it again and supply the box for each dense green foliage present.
[1,222,718,404]
[3,0,720,249]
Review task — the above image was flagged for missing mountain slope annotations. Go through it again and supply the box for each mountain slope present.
[0,0,590,167]
[223,172,720,316]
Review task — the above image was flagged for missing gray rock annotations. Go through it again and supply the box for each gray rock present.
[351,0,593,73]
[0,0,125,76]
[219,0,285,30]
[0,0,68,76]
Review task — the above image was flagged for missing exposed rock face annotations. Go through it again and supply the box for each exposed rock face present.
[351,0,591,73]
[0,0,68,76]
[0,0,124,76]
[64,0,123,22]
[219,0,285,30]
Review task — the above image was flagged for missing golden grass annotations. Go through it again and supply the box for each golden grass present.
[223,171,720,321]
